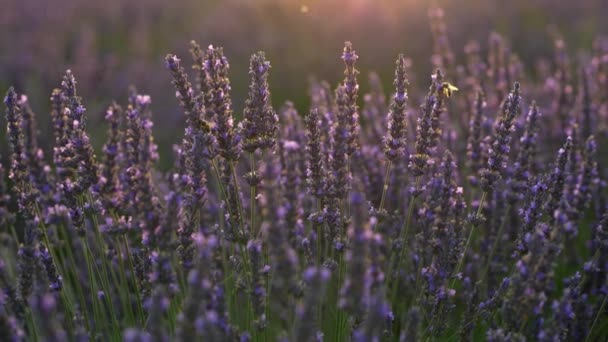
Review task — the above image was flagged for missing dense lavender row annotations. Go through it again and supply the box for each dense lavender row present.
[2,8,608,342]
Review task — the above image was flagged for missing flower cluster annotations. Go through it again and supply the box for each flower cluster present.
[1,9,608,342]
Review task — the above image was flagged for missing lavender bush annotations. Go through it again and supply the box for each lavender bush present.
[1,5,608,341]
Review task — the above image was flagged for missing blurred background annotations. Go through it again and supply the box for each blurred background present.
[1,0,607,168]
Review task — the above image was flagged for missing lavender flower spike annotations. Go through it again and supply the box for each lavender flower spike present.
[466,91,486,186]
[61,70,99,194]
[383,54,409,161]
[480,82,521,192]
[202,45,241,161]
[573,135,598,214]
[511,101,541,202]
[240,51,278,154]
[546,136,572,225]
[341,41,360,156]
[305,108,326,200]
[4,87,31,213]
[409,70,445,177]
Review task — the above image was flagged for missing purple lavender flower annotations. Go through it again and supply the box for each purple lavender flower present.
[247,239,267,328]
[202,45,241,161]
[502,223,561,336]
[328,85,352,202]
[98,103,123,209]
[353,294,391,342]
[341,41,360,156]
[18,95,53,202]
[383,54,409,162]
[37,245,62,291]
[177,233,229,341]
[30,292,67,341]
[510,102,541,202]
[0,160,14,227]
[409,70,448,177]
[545,136,572,225]
[4,87,33,215]
[339,218,371,319]
[480,82,521,192]
[293,267,330,341]
[277,139,305,245]
[60,70,98,194]
[17,221,37,302]
[240,52,278,154]
[543,272,583,340]
[518,177,548,252]
[305,108,327,200]
[573,135,598,216]
[466,90,486,186]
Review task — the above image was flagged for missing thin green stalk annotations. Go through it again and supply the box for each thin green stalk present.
[422,192,488,339]
[389,176,421,303]
[585,292,608,342]
[346,158,352,219]
[56,222,91,332]
[378,160,392,214]
[230,161,246,233]
[82,239,105,336]
[479,203,510,284]
[210,159,229,202]
[335,253,346,342]
[122,235,146,324]
[315,201,323,266]
[114,235,136,325]
[32,203,80,325]
[8,223,19,246]
[250,152,257,238]
[85,193,121,332]
[450,191,487,289]
[227,160,257,334]
[25,309,39,341]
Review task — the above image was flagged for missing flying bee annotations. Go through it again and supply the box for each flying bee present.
[440,82,459,98]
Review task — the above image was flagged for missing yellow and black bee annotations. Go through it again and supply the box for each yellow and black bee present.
[440,82,459,98]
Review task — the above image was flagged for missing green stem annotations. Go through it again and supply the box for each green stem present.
[389,176,421,303]
[378,160,392,214]
[585,293,608,342]
[250,152,257,238]
[122,236,146,324]
[479,203,510,284]
[450,191,487,289]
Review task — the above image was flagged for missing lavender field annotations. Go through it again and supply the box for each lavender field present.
[2,1,608,341]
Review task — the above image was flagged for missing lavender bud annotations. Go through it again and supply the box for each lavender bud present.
[466,91,486,186]
[480,82,521,192]
[546,136,573,225]
[383,54,409,161]
[202,45,241,161]
[98,103,123,208]
[330,85,351,199]
[511,102,541,201]
[240,52,278,153]
[341,42,360,156]
[573,135,598,215]
[409,71,444,177]
[61,70,98,193]
[305,109,327,199]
